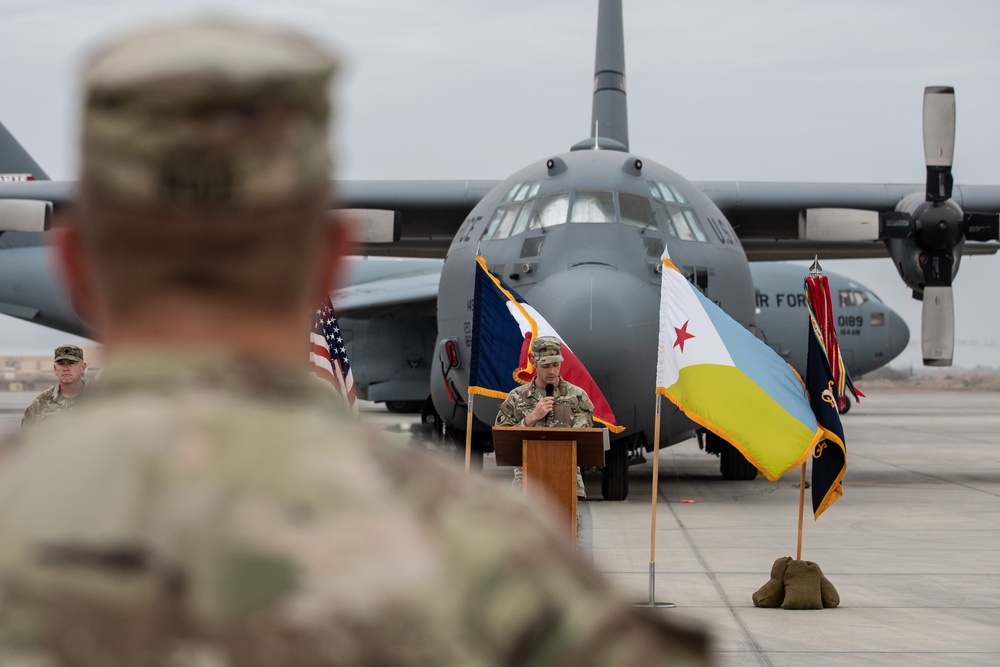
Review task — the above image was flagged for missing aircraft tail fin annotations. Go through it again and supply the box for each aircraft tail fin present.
[0,120,49,181]
[590,0,628,151]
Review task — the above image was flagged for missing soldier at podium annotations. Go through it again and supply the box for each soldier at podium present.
[495,336,593,498]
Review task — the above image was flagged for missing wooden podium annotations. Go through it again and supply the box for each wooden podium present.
[493,426,608,541]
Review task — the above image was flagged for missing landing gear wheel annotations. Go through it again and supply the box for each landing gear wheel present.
[720,442,758,480]
[386,400,423,414]
[601,440,629,500]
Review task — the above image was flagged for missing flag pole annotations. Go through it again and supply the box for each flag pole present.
[635,393,674,607]
[796,461,806,560]
[650,394,660,584]
[796,256,821,559]
[464,394,475,473]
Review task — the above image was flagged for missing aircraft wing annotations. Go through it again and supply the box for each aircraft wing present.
[4,177,998,260]
[695,180,1000,261]
[338,180,497,258]
[332,256,443,315]
[338,179,1000,260]
[0,178,497,256]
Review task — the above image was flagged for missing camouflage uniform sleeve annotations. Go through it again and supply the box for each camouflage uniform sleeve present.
[495,388,533,427]
[20,393,47,429]
[571,387,595,428]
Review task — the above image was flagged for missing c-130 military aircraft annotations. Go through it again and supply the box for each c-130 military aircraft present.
[1,1,998,500]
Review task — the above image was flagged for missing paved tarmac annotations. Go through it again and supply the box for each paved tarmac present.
[575,391,1000,666]
[453,391,1000,666]
[3,389,998,665]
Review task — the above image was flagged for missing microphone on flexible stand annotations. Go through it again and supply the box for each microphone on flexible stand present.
[545,383,554,397]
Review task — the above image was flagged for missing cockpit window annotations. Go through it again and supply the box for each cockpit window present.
[668,206,696,241]
[480,182,708,242]
[669,184,687,204]
[646,181,705,241]
[510,199,536,236]
[501,183,520,203]
[514,182,538,202]
[838,289,869,307]
[620,193,656,228]
[530,193,570,230]
[501,181,538,203]
[482,190,569,241]
[649,181,674,202]
[682,209,708,242]
[569,191,616,223]
[481,204,521,241]
[648,180,687,204]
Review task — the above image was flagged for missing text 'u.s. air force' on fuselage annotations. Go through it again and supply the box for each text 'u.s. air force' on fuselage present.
[1,1,998,500]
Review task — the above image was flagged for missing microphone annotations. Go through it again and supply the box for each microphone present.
[545,383,554,397]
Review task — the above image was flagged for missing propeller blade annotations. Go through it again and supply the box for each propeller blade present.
[920,249,955,366]
[923,86,955,202]
[880,211,914,239]
[921,285,954,366]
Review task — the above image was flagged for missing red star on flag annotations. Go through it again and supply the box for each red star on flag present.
[673,320,695,352]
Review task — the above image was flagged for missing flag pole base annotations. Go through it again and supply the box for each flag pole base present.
[633,562,676,608]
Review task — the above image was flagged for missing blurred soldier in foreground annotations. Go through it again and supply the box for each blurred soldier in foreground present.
[0,18,712,666]
[21,345,88,428]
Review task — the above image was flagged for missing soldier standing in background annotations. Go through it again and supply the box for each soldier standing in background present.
[0,18,712,666]
[21,345,87,428]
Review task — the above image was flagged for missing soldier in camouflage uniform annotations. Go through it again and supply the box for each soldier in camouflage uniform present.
[496,336,593,497]
[21,345,88,428]
[0,18,713,667]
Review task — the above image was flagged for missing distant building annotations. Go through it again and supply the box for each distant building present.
[0,347,102,392]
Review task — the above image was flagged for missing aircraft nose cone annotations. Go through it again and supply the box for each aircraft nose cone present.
[527,265,651,380]
[887,308,910,360]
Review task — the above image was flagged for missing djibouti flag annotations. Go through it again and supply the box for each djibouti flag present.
[655,251,821,480]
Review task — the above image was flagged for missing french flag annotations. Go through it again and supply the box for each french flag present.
[468,256,623,433]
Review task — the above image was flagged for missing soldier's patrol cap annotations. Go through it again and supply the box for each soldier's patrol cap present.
[531,336,564,365]
[54,345,85,363]
[79,18,337,208]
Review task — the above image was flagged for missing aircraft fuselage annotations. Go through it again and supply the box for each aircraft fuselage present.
[431,147,754,450]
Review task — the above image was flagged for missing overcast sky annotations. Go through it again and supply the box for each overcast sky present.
[1,0,998,367]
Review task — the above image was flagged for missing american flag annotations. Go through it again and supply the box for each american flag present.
[310,297,358,413]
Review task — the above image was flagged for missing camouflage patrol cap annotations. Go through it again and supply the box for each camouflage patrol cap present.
[79,18,337,208]
[54,345,84,363]
[531,336,564,365]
